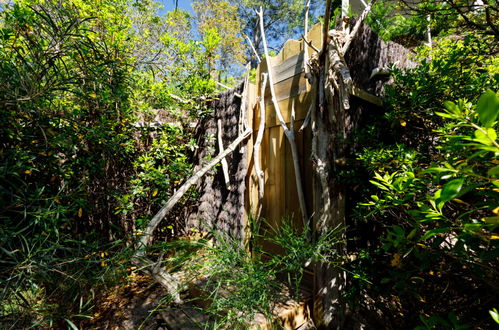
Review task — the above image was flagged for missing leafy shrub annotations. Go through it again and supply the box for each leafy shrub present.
[0,0,204,326]
[177,218,344,328]
[349,23,498,325]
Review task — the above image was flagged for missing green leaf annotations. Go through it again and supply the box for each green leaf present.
[490,308,499,324]
[407,228,418,240]
[439,178,465,203]
[476,90,498,127]
[435,111,458,119]
[65,319,79,330]
[468,144,499,153]
[392,225,405,236]
[443,100,460,115]
[464,223,482,233]
[488,128,498,141]
[420,227,449,241]
[423,167,456,174]
[482,216,499,225]
[473,129,495,146]
[488,166,499,178]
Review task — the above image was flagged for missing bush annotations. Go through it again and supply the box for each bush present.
[350,28,498,326]
[0,1,196,326]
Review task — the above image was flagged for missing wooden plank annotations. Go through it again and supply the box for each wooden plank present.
[351,86,383,107]
[284,130,295,224]
[265,22,323,69]
[261,127,270,219]
[264,73,308,104]
[306,22,323,53]
[273,52,304,84]
[276,126,285,229]
[268,78,382,108]
[265,89,313,128]
[295,124,305,227]
[259,126,286,256]
[269,39,303,68]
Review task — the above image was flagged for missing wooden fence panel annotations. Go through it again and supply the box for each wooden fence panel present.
[246,23,322,253]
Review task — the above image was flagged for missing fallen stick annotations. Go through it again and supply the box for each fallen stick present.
[132,128,252,302]
[132,256,184,304]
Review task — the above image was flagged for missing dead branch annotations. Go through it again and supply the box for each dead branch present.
[132,128,252,302]
[426,14,433,50]
[321,0,332,59]
[254,73,268,219]
[217,119,231,190]
[244,33,261,64]
[132,257,183,304]
[300,0,314,132]
[168,93,192,104]
[341,0,376,55]
[136,128,252,250]
[299,92,315,132]
[239,63,251,141]
[257,6,308,226]
[328,48,352,111]
[302,35,320,54]
[216,81,242,98]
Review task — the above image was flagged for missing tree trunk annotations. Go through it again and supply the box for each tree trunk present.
[312,64,347,329]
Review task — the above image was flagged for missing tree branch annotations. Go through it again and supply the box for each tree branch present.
[257,6,308,225]
[244,33,261,63]
[136,128,252,250]
[341,0,376,55]
[217,119,231,189]
[254,73,268,219]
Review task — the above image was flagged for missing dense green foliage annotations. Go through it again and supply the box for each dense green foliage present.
[0,0,227,327]
[169,218,343,328]
[348,12,499,327]
[367,0,498,44]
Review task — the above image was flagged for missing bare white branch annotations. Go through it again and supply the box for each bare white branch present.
[341,0,376,55]
[254,73,268,219]
[244,33,261,64]
[257,7,308,225]
[136,128,252,250]
[217,119,231,190]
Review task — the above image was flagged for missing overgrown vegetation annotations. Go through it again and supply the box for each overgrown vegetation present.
[347,2,498,327]
[0,0,498,328]
[162,218,344,328]
[0,0,225,327]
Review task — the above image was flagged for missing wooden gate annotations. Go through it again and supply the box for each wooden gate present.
[245,24,323,251]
